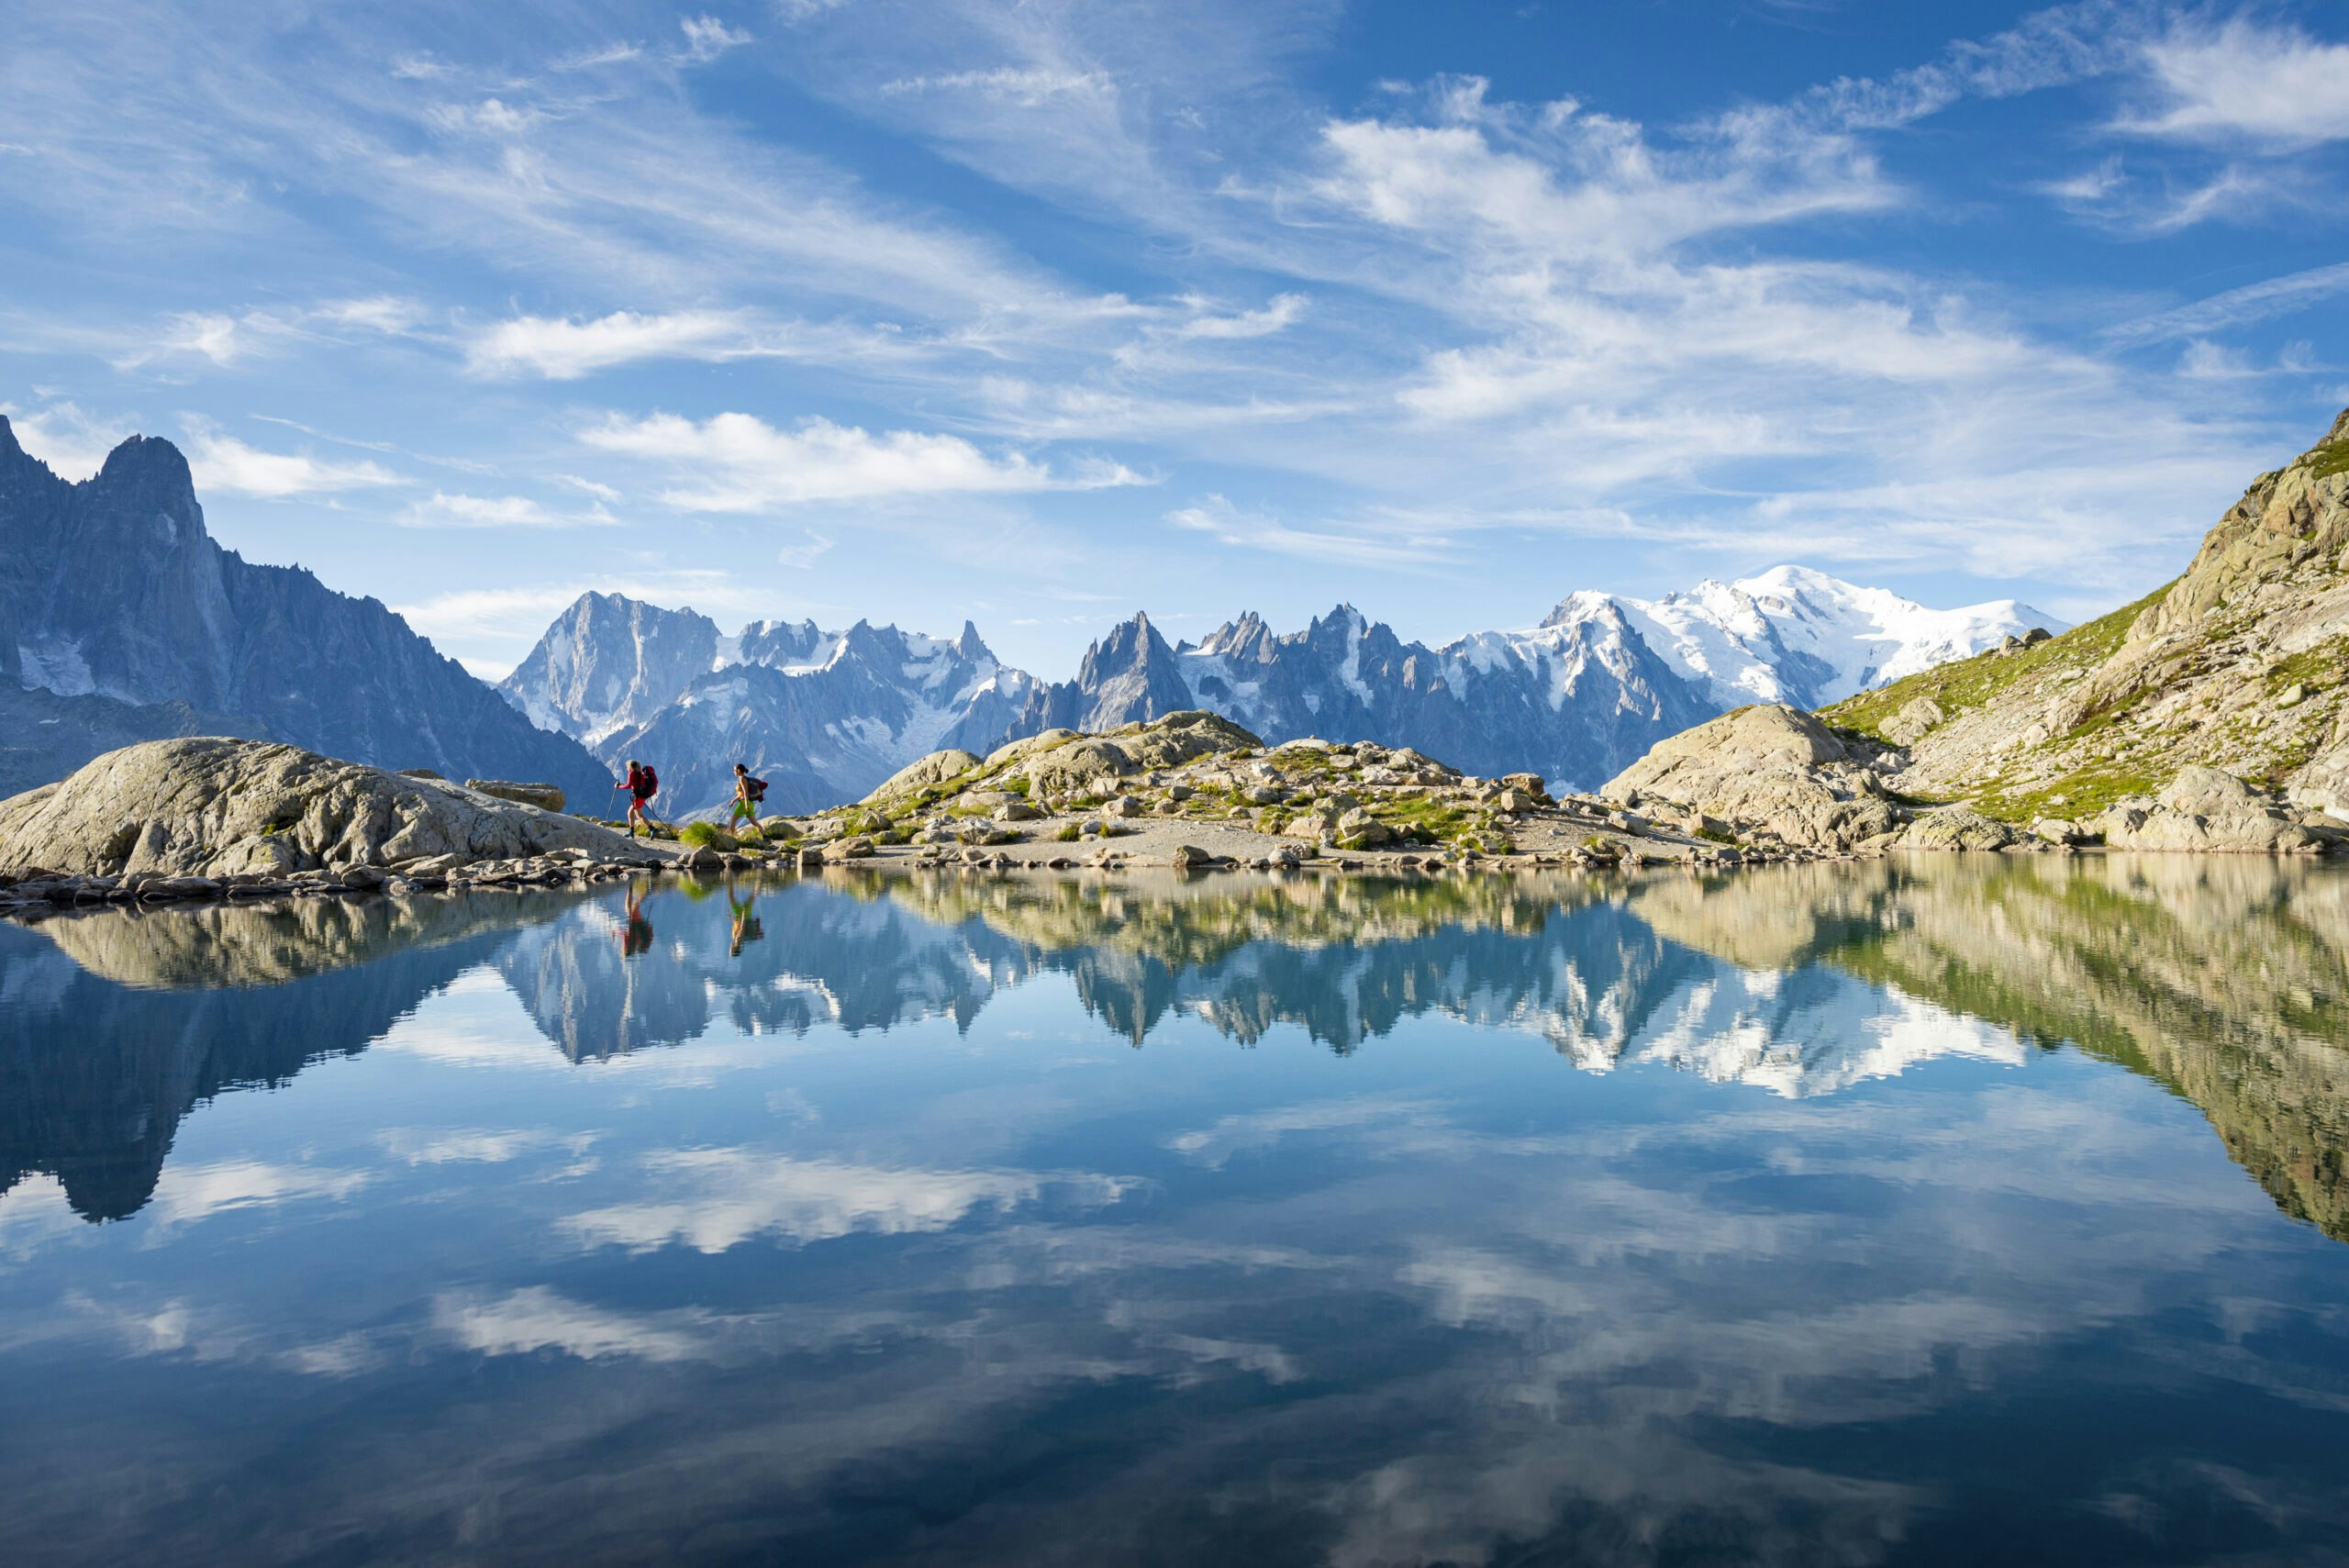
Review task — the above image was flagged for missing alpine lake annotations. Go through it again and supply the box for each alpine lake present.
[6,855,2349,1568]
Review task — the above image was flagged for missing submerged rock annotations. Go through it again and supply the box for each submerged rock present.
[0,738,643,879]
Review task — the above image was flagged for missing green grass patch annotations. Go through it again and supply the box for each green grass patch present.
[1971,766,2162,825]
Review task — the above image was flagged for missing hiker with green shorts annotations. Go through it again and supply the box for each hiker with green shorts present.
[730,763,770,839]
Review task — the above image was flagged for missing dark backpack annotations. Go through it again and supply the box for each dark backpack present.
[747,775,767,803]
[640,765,659,798]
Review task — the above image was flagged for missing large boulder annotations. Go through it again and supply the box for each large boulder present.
[2090,767,2328,853]
[0,738,643,877]
[863,749,982,803]
[1602,705,1899,849]
[1022,737,1137,795]
[1108,710,1261,771]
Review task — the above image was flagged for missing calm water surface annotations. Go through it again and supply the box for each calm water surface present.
[4,860,2349,1566]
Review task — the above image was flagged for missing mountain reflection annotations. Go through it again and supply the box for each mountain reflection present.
[5,859,2347,1237]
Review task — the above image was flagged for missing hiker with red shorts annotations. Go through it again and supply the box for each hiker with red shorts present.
[615,759,662,838]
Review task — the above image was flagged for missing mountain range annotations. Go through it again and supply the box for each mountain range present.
[0,421,2052,816]
[0,418,613,805]
[501,567,2056,814]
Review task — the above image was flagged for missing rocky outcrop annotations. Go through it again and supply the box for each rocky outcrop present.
[863,749,982,802]
[0,420,614,805]
[0,739,642,878]
[2088,766,2332,854]
[1601,705,1902,850]
[1825,406,2349,828]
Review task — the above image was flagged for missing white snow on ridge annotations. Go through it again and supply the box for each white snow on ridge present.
[1531,563,2060,711]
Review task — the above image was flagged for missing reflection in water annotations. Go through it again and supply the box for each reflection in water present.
[3,862,2349,1565]
[6,861,2348,1236]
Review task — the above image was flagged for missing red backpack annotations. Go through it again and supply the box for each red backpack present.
[640,765,659,799]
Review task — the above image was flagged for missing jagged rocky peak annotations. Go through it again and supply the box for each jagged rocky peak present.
[499,592,721,743]
[0,427,615,803]
[1188,610,1278,662]
[499,566,2056,815]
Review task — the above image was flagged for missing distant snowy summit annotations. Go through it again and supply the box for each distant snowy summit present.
[1536,564,2060,711]
[499,569,2060,814]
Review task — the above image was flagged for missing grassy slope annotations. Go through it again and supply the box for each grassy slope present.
[1819,584,2177,821]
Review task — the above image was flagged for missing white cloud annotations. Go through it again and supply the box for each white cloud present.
[1167,495,1442,569]
[580,410,1147,508]
[396,491,618,529]
[466,309,769,379]
[776,528,835,569]
[2107,261,2349,345]
[2120,18,2349,149]
[316,295,430,335]
[680,17,752,64]
[426,96,546,137]
[562,1148,1131,1253]
[554,473,623,502]
[881,66,1116,107]
[1168,292,1307,341]
[2036,153,2125,206]
[145,1159,373,1232]
[463,309,919,379]
[436,1286,719,1362]
[377,1128,596,1164]
[183,424,402,497]
[552,41,643,72]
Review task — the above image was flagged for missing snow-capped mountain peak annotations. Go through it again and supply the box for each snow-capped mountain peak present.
[500,566,2060,812]
[1539,565,2058,713]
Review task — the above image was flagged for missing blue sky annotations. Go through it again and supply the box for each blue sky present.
[4,0,2346,678]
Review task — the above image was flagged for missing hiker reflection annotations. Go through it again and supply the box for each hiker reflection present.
[728,877,764,958]
[618,881,655,959]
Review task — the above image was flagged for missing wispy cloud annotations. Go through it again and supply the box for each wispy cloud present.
[561,1148,1132,1253]
[2106,261,2349,345]
[580,410,1148,508]
[183,423,403,497]
[1167,495,1442,568]
[678,15,753,64]
[396,491,619,529]
[2117,17,2349,149]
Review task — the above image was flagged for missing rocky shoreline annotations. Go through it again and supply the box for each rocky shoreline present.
[3,708,2340,922]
